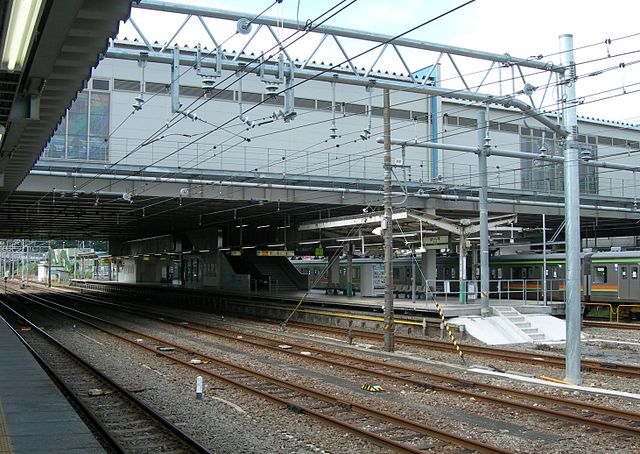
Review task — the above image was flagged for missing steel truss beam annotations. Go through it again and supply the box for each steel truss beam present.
[106,42,564,136]
[121,1,566,135]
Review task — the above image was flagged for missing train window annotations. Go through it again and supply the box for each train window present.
[497,268,503,279]
[621,266,628,279]
[594,266,607,284]
[632,267,638,279]
[490,268,496,279]
[512,267,527,279]
[451,268,456,279]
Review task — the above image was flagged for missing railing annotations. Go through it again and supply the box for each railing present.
[584,302,614,321]
[414,278,567,305]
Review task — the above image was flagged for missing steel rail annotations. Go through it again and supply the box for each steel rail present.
[0,298,212,454]
[12,289,508,454]
[25,286,640,439]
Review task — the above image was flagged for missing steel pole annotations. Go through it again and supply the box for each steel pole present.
[478,110,490,316]
[543,213,548,306]
[383,89,395,352]
[560,34,582,385]
[48,240,52,288]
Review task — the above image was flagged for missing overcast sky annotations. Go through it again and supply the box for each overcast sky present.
[120,0,640,124]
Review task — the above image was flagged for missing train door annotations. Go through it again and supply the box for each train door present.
[618,264,630,300]
[631,265,640,300]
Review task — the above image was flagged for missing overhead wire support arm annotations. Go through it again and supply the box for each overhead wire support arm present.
[134,0,561,73]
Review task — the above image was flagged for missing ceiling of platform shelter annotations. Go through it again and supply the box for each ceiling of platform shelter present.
[0,1,637,245]
[0,0,131,205]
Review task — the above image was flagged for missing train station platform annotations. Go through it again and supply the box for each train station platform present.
[68,279,564,318]
[0,314,105,453]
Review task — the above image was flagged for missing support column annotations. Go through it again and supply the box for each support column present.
[560,33,582,385]
[421,250,436,294]
[458,234,467,303]
[478,109,491,316]
[47,240,52,288]
[383,88,395,352]
[346,242,353,296]
[328,253,340,289]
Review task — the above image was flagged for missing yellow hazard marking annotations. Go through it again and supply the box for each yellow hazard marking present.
[539,375,570,385]
[360,384,384,392]
[434,299,465,364]
[0,400,14,453]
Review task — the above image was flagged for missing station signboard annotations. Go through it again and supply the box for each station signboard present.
[256,250,294,257]
[424,235,449,250]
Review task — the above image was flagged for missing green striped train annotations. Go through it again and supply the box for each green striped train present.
[491,250,640,318]
[292,251,640,318]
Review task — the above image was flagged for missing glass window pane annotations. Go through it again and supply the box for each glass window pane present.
[89,92,109,161]
[44,117,66,158]
[67,92,88,159]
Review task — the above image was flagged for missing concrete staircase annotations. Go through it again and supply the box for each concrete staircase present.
[492,307,548,342]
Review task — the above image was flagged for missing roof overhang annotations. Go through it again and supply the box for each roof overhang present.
[0,0,132,204]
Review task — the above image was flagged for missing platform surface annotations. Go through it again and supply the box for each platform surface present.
[0,315,105,453]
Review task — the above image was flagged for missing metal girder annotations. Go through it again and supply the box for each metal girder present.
[122,1,565,135]
[105,42,565,136]
[405,209,517,236]
[298,211,409,231]
[134,0,560,72]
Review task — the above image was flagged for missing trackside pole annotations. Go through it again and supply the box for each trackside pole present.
[560,33,582,385]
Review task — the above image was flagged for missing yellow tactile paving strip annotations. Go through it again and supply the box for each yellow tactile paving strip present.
[0,400,13,453]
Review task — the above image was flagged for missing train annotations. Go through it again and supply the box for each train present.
[291,250,640,317]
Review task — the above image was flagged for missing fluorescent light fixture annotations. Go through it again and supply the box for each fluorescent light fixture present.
[183,251,192,255]
[1,0,43,71]
[199,249,210,253]
[236,224,248,228]
[241,245,256,249]
[277,225,290,229]
[299,240,320,245]
[325,245,343,249]
[267,243,285,247]
[219,247,230,251]
[336,237,361,242]
[256,224,271,229]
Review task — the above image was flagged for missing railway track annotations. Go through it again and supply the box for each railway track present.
[58,281,640,376]
[281,320,640,378]
[7,288,509,453]
[56,282,640,378]
[583,320,640,331]
[15,286,640,443]
[0,299,211,454]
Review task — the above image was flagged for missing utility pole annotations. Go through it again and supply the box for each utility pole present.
[48,240,52,288]
[383,88,395,352]
[478,108,491,317]
[560,34,582,385]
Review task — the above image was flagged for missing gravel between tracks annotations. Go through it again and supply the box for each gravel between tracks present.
[18,298,640,453]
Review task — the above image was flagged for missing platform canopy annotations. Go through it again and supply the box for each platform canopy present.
[0,0,131,204]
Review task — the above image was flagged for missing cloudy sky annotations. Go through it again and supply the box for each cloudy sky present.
[120,0,640,124]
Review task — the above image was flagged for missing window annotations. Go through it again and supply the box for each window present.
[594,266,607,284]
[520,137,598,194]
[621,266,628,280]
[43,82,110,162]
[632,266,638,279]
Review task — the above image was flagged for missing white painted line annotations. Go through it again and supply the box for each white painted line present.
[468,367,640,401]
[76,332,105,346]
[209,396,246,414]
[142,363,168,378]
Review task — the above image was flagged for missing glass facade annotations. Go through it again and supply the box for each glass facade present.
[520,136,598,194]
[44,85,110,161]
